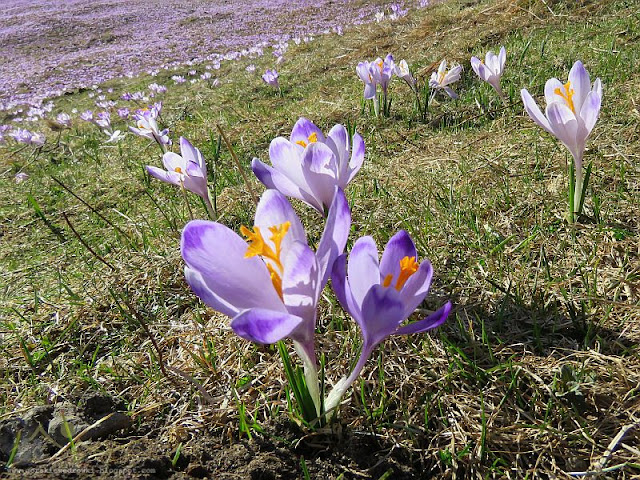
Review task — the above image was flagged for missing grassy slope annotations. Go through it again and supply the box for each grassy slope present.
[1,0,639,477]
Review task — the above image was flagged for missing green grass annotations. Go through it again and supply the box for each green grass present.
[1,0,639,477]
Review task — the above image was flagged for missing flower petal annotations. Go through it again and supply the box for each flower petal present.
[498,46,506,73]
[379,230,417,283]
[254,189,306,250]
[290,117,325,145]
[394,301,452,336]
[347,236,380,310]
[568,60,591,114]
[301,142,339,212]
[180,136,205,170]
[347,132,365,185]
[268,137,311,191]
[181,220,286,314]
[544,78,566,107]
[579,89,601,136]
[231,308,303,344]
[331,253,361,321]
[316,187,351,288]
[360,284,406,347]
[398,259,433,317]
[146,165,179,187]
[162,152,186,172]
[184,267,237,317]
[326,124,349,183]
[470,56,488,82]
[282,241,319,334]
[521,89,553,135]
[546,102,580,160]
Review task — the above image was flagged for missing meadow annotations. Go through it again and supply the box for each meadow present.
[1,0,639,478]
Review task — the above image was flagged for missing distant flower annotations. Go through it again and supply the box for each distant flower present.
[149,83,167,94]
[375,11,384,22]
[172,75,186,84]
[14,172,29,184]
[246,64,256,73]
[394,59,416,91]
[357,55,394,115]
[117,108,130,119]
[210,78,220,88]
[146,136,209,199]
[389,3,408,20]
[356,61,377,100]
[470,46,507,99]
[188,70,197,76]
[429,60,462,99]
[521,61,602,215]
[80,110,94,122]
[129,103,171,147]
[262,69,280,89]
[10,128,45,146]
[121,93,133,101]
[104,129,125,143]
[95,111,111,129]
[252,117,365,214]
[201,72,212,80]
[325,230,451,412]
[56,113,72,127]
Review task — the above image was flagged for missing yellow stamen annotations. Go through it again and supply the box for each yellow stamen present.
[240,221,291,300]
[174,166,183,174]
[553,80,576,113]
[295,132,318,148]
[383,256,420,291]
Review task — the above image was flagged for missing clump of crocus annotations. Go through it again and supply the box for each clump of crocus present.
[356,54,395,116]
[252,117,365,215]
[181,188,351,415]
[429,60,462,99]
[326,230,451,414]
[146,136,216,219]
[262,68,281,95]
[471,46,507,102]
[521,61,602,220]
[9,128,45,147]
[129,102,171,150]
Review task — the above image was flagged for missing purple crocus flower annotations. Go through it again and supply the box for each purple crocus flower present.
[56,112,72,127]
[9,128,45,146]
[181,188,351,412]
[129,103,171,147]
[369,54,395,97]
[262,68,280,89]
[429,60,463,99]
[471,46,507,99]
[252,117,365,214]
[80,110,94,122]
[147,136,209,200]
[95,111,111,129]
[326,230,451,412]
[117,108,130,119]
[356,61,377,100]
[521,61,602,213]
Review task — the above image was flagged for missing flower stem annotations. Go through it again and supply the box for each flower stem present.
[324,343,374,418]
[293,340,320,416]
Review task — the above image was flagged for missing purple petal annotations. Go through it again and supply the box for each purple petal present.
[254,190,306,251]
[181,220,286,314]
[231,308,303,344]
[146,165,179,187]
[394,301,452,336]
[326,124,349,183]
[347,132,365,185]
[180,136,206,171]
[347,236,380,310]
[579,89,601,136]
[360,284,405,347]
[331,254,360,321]
[282,241,319,331]
[184,267,237,317]
[398,260,434,318]
[568,60,591,114]
[252,158,322,212]
[316,187,351,288]
[521,89,553,135]
[443,87,458,99]
[268,137,310,190]
[498,46,506,72]
[301,142,339,212]
[470,57,488,82]
[364,83,377,100]
[379,230,417,284]
[546,102,580,160]
[290,117,325,145]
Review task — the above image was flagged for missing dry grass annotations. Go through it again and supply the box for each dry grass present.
[1,0,639,477]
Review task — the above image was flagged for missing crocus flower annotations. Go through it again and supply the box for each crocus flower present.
[117,108,130,119]
[356,61,377,100]
[181,188,351,412]
[129,103,171,147]
[262,69,280,89]
[370,54,395,97]
[394,59,416,91]
[9,128,45,146]
[470,46,506,99]
[146,136,209,201]
[56,113,72,127]
[14,172,29,184]
[80,110,94,122]
[326,230,451,412]
[95,111,111,129]
[104,129,125,143]
[521,61,602,213]
[429,60,463,99]
[252,117,365,214]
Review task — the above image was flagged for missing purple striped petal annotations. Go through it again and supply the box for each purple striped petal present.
[568,61,591,115]
[379,230,417,284]
[579,89,601,136]
[394,301,452,336]
[184,267,237,317]
[544,78,565,106]
[316,188,351,288]
[347,132,365,185]
[301,142,339,212]
[331,254,360,321]
[360,284,405,347]
[146,166,180,187]
[254,190,306,251]
[251,158,322,211]
[521,89,553,135]
[398,260,434,318]
[268,137,311,190]
[181,220,286,314]
[290,117,325,145]
[231,308,303,344]
[347,236,380,310]
[546,102,579,159]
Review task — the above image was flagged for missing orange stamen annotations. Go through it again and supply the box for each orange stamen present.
[553,80,576,113]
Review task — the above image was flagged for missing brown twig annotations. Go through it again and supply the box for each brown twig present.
[62,212,116,271]
[216,124,259,204]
